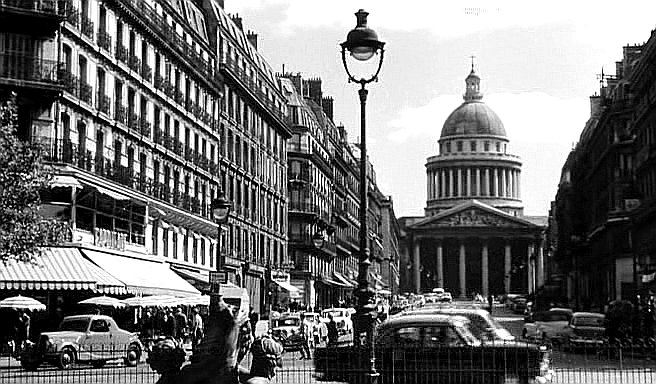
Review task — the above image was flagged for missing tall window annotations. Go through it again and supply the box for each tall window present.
[183,231,189,261]
[201,238,206,265]
[152,222,158,255]
[162,229,169,257]
[172,232,178,259]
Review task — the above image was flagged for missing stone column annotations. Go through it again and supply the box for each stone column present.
[466,168,472,196]
[449,169,454,197]
[492,168,498,197]
[517,171,521,199]
[414,240,421,293]
[459,241,466,298]
[436,241,444,288]
[527,242,534,294]
[475,168,481,196]
[504,242,512,294]
[441,169,446,198]
[427,171,433,199]
[484,168,490,196]
[537,241,544,288]
[457,168,463,196]
[501,168,507,197]
[482,240,489,297]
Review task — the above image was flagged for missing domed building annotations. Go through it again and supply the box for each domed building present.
[400,66,546,298]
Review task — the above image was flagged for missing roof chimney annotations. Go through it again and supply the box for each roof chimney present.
[322,96,334,121]
[231,14,243,30]
[246,30,258,50]
[306,78,322,105]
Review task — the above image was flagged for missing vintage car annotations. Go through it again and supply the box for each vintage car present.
[315,314,552,384]
[320,308,354,336]
[270,313,303,351]
[523,309,573,343]
[401,307,515,341]
[558,312,606,351]
[21,315,143,370]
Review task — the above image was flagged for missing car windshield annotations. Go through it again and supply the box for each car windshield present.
[60,318,90,332]
[572,316,605,326]
[273,318,300,327]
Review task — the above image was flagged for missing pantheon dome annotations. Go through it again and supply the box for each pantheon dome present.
[425,67,524,216]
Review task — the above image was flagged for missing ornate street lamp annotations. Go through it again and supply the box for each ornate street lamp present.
[341,9,385,383]
[312,230,326,249]
[211,192,232,275]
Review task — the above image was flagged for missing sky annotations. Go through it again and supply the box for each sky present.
[223,0,656,217]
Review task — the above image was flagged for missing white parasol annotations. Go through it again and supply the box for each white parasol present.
[78,295,126,308]
[0,295,46,311]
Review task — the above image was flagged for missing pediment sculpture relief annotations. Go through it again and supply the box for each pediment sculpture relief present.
[438,209,514,227]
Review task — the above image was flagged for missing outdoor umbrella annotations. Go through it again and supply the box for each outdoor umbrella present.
[78,295,126,308]
[0,295,46,311]
[122,295,181,308]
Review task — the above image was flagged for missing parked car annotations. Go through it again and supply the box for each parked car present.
[21,315,143,370]
[315,314,553,384]
[511,297,529,314]
[558,312,606,351]
[271,314,303,351]
[523,309,573,343]
[400,307,515,342]
[320,308,353,336]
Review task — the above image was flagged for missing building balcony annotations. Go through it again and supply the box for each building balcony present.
[140,63,152,82]
[219,53,287,127]
[0,53,63,92]
[127,55,141,73]
[97,30,111,53]
[80,14,93,39]
[0,0,68,33]
[79,81,92,104]
[288,201,318,215]
[114,103,127,125]
[96,92,110,115]
[115,44,128,64]
[139,119,151,138]
[127,113,140,131]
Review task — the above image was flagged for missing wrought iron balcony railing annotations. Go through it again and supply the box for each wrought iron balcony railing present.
[0,53,62,87]
[97,30,111,53]
[0,0,68,18]
[80,14,93,39]
[96,92,111,115]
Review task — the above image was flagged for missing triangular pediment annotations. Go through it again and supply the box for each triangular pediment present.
[411,200,540,229]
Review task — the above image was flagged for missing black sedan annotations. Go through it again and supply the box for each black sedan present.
[315,314,553,384]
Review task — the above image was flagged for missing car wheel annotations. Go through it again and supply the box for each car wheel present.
[124,344,141,367]
[58,347,76,370]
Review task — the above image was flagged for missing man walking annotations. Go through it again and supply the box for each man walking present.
[299,313,313,360]
[174,307,187,345]
[327,314,339,346]
[190,307,204,351]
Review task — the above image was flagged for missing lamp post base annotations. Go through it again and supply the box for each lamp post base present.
[352,286,379,384]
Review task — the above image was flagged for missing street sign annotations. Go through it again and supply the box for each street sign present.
[210,270,228,285]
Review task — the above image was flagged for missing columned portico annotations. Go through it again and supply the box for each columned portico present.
[402,67,546,300]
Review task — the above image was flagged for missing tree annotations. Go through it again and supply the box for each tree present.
[0,93,67,263]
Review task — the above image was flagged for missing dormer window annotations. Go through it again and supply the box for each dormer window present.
[446,142,451,153]
[484,141,489,151]
[496,142,500,152]
[456,141,463,152]
[470,141,477,152]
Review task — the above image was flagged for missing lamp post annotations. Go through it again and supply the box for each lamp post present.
[211,192,232,279]
[341,9,384,383]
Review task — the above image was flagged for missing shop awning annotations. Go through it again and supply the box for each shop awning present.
[321,276,349,287]
[333,272,355,288]
[82,249,200,297]
[50,175,82,189]
[0,247,126,294]
[272,280,301,298]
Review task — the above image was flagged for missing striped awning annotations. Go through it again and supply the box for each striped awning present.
[0,247,126,294]
[82,249,200,297]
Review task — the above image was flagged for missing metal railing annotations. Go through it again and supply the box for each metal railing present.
[0,0,68,17]
[0,53,62,85]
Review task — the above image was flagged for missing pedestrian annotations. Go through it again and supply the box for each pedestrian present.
[327,314,338,346]
[141,309,155,351]
[299,314,312,360]
[15,310,30,354]
[242,331,283,384]
[249,307,259,337]
[190,307,204,350]
[174,307,187,345]
[164,309,177,340]
[238,316,254,364]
